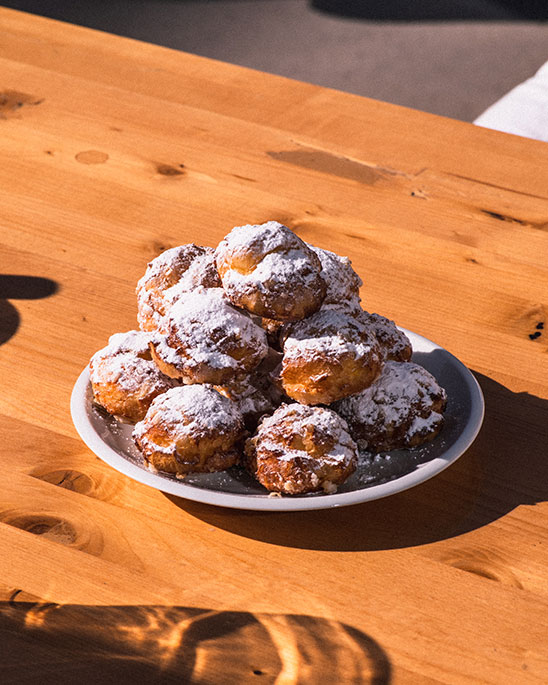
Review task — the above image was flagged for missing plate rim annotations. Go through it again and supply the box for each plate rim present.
[70,329,485,512]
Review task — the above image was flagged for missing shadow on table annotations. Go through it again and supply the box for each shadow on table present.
[311,0,548,21]
[0,275,59,345]
[0,598,391,684]
[173,371,548,552]
[6,0,548,26]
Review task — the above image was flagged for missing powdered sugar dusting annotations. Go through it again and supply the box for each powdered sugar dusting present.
[215,222,325,319]
[152,333,185,368]
[164,287,268,371]
[334,361,446,449]
[283,308,379,363]
[407,412,443,438]
[308,245,362,308]
[215,377,276,427]
[133,385,244,453]
[220,247,322,299]
[358,311,412,361]
[90,330,174,394]
[137,245,220,331]
[136,287,160,331]
[217,221,304,258]
[256,404,357,466]
[163,248,221,305]
[95,330,151,358]
[137,244,205,291]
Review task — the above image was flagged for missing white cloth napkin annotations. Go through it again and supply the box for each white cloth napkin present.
[474,60,548,142]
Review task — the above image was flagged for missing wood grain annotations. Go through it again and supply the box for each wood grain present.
[1,7,547,683]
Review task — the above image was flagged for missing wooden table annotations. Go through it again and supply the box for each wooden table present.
[1,7,547,683]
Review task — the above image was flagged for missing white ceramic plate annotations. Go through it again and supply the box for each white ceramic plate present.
[71,330,484,512]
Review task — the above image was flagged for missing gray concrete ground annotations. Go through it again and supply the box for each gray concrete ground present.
[2,0,547,121]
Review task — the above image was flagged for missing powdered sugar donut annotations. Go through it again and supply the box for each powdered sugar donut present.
[357,311,412,362]
[308,245,362,312]
[133,385,246,474]
[244,403,358,494]
[279,308,383,405]
[150,287,269,384]
[137,244,220,331]
[215,221,326,321]
[89,330,177,422]
[333,361,447,452]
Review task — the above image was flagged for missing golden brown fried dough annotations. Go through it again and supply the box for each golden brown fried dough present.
[133,385,246,474]
[245,403,357,494]
[89,330,177,422]
[333,361,447,452]
[308,244,362,312]
[215,221,326,321]
[149,287,268,384]
[357,311,412,362]
[137,244,220,331]
[279,308,383,405]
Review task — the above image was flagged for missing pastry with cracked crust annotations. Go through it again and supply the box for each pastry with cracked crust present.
[308,244,363,312]
[89,330,177,422]
[215,221,326,321]
[137,244,220,331]
[133,385,246,475]
[357,311,412,362]
[244,403,358,494]
[279,307,383,405]
[332,361,447,452]
[150,287,268,384]
[257,246,363,347]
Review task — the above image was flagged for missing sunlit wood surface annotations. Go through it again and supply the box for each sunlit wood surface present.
[1,7,547,683]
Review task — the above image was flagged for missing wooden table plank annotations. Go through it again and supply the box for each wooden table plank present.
[1,7,547,684]
[2,7,548,200]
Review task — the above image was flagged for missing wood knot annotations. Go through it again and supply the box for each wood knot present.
[31,469,96,496]
[442,548,523,588]
[29,467,122,504]
[510,305,547,345]
[156,163,185,177]
[0,508,106,557]
[0,90,44,119]
[0,512,78,545]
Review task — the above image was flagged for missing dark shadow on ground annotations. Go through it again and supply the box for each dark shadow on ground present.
[0,299,19,345]
[0,275,59,346]
[312,0,548,21]
[5,0,548,30]
[0,599,391,684]
[171,371,547,551]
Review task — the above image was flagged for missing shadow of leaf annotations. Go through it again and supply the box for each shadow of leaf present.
[0,275,59,300]
[0,275,59,346]
[0,600,391,684]
[0,299,19,345]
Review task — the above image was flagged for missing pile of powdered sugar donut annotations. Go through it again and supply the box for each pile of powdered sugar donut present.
[89,221,447,495]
